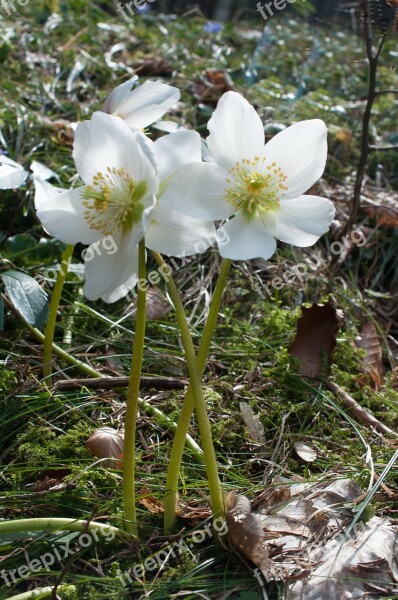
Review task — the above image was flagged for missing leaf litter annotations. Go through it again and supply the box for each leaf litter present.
[226,477,398,599]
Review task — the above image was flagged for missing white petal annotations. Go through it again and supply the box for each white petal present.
[84,230,140,303]
[261,120,328,199]
[271,195,335,247]
[207,92,265,170]
[30,160,59,182]
[33,177,66,210]
[0,156,28,189]
[145,204,216,257]
[154,129,201,182]
[111,80,180,130]
[34,180,102,245]
[168,162,232,220]
[102,76,139,114]
[73,112,158,195]
[219,212,277,261]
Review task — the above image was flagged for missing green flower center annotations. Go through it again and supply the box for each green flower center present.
[225,157,288,216]
[82,166,147,235]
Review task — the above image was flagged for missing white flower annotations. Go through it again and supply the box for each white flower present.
[34,112,158,303]
[167,92,335,261]
[145,129,216,257]
[103,78,180,130]
[0,155,28,189]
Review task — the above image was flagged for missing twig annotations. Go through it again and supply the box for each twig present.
[327,381,396,436]
[374,89,398,95]
[347,0,387,230]
[369,144,398,151]
[52,376,187,391]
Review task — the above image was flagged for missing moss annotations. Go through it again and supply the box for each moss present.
[16,420,94,474]
[0,369,17,396]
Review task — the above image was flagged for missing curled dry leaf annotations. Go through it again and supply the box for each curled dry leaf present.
[129,286,171,320]
[289,303,343,378]
[191,69,235,106]
[227,477,398,598]
[289,516,398,599]
[239,402,266,443]
[139,488,164,513]
[356,321,384,390]
[86,427,124,469]
[294,441,317,463]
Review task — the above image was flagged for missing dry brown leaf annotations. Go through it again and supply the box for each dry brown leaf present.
[289,303,343,378]
[227,477,398,597]
[239,402,266,443]
[288,517,398,599]
[364,196,398,228]
[176,500,212,523]
[190,69,235,106]
[132,56,173,76]
[139,488,164,513]
[356,321,384,390]
[86,427,124,469]
[33,469,71,491]
[129,286,171,321]
[294,442,317,463]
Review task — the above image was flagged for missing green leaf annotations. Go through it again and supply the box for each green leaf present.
[0,296,4,330]
[1,271,48,329]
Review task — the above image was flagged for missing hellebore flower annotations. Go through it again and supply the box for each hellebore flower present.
[103,78,180,131]
[167,92,335,260]
[0,155,28,189]
[145,129,216,257]
[34,112,158,303]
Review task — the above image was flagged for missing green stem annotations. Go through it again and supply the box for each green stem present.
[42,244,74,383]
[7,585,75,600]
[153,252,225,523]
[0,518,125,538]
[164,259,231,532]
[3,295,202,456]
[123,239,147,536]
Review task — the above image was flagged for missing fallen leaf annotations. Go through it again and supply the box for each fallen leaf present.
[129,286,171,320]
[240,402,266,443]
[289,303,343,378]
[226,477,398,597]
[356,321,384,389]
[132,56,173,76]
[86,427,124,468]
[190,69,235,106]
[294,442,317,463]
[288,516,398,599]
[33,469,72,491]
[139,488,164,513]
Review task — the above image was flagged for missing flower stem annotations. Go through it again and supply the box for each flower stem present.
[3,293,203,458]
[163,259,231,532]
[42,244,74,384]
[8,585,75,600]
[123,239,147,536]
[152,252,225,524]
[0,518,125,538]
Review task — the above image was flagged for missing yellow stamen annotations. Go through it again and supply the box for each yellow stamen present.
[82,166,147,235]
[225,156,288,216]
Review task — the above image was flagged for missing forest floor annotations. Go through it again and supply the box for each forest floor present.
[1,4,398,599]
